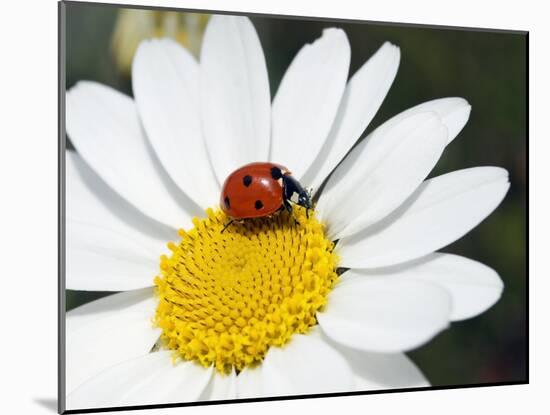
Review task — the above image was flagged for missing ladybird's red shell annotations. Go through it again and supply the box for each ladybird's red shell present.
[220,162,290,219]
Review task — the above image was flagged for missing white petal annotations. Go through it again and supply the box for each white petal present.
[236,366,264,399]
[354,348,430,392]
[67,351,212,410]
[66,81,199,229]
[271,28,350,179]
[66,151,174,246]
[66,151,174,291]
[67,222,159,291]
[356,97,470,149]
[319,97,472,209]
[132,38,219,208]
[318,112,447,240]
[392,97,472,145]
[325,338,429,390]
[317,277,451,352]
[303,42,400,192]
[66,289,161,395]
[260,329,354,396]
[337,167,510,268]
[200,15,271,183]
[351,353,429,391]
[353,253,504,321]
[200,368,237,401]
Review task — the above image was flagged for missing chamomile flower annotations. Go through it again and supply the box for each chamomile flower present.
[65,15,509,410]
[111,9,208,75]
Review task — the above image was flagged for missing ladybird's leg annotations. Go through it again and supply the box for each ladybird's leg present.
[283,199,293,214]
[283,200,300,226]
[281,177,299,225]
[221,219,234,233]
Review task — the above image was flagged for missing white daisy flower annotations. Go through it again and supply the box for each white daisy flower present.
[111,9,209,75]
[64,15,510,410]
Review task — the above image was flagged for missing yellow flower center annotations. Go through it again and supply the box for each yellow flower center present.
[153,207,339,374]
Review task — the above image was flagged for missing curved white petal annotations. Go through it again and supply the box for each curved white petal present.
[132,38,219,208]
[67,351,212,410]
[337,167,510,268]
[271,28,350,179]
[66,151,173,291]
[260,329,354,397]
[200,15,271,183]
[66,289,161,395]
[236,365,264,399]
[66,81,200,229]
[67,222,161,291]
[319,97,472,209]
[66,151,174,247]
[318,112,447,240]
[392,97,472,145]
[304,42,400,192]
[199,368,237,401]
[351,253,504,321]
[351,353,429,391]
[326,338,429,390]
[317,277,451,353]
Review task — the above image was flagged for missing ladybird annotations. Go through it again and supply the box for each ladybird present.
[220,162,312,230]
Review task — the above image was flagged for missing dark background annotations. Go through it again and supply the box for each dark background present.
[65,2,527,388]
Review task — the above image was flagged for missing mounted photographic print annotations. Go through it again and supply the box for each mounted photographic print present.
[59,1,528,413]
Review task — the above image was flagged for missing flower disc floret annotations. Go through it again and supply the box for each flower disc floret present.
[154,207,339,373]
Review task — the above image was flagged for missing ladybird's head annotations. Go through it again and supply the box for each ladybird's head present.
[297,188,313,210]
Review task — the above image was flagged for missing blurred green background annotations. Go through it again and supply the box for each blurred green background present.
[64,3,527,387]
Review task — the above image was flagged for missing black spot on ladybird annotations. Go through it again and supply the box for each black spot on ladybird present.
[255,200,263,210]
[224,196,230,208]
[271,167,282,180]
[243,175,252,187]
